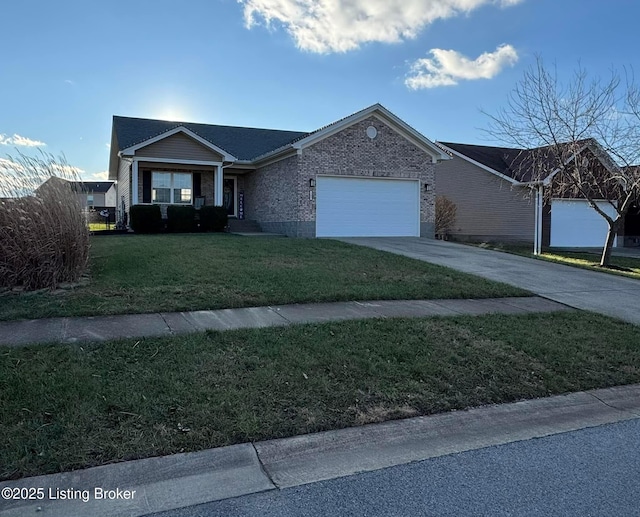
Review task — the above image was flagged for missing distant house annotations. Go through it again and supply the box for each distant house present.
[435,141,640,248]
[107,104,450,237]
[69,181,116,209]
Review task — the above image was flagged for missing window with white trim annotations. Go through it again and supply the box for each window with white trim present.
[152,172,192,204]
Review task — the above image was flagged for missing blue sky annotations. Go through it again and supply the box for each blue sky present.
[1,0,639,180]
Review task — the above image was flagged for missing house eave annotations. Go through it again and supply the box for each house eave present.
[436,142,522,185]
[292,104,450,164]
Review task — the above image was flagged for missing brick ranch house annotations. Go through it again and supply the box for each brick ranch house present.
[108,104,450,238]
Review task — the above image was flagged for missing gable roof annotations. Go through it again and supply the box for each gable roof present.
[437,140,607,184]
[112,116,309,162]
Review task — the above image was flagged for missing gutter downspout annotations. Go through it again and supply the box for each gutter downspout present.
[535,184,544,255]
[533,186,538,255]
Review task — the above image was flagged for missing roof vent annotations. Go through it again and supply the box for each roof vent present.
[366,126,377,139]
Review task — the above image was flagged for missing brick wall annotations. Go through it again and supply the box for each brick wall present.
[244,154,300,225]
[299,116,436,236]
[242,116,437,237]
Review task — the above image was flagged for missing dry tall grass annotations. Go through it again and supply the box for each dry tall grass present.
[0,152,89,290]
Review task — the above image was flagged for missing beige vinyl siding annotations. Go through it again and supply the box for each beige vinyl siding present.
[77,192,106,206]
[135,133,223,162]
[435,154,535,242]
[105,185,117,207]
[117,158,131,215]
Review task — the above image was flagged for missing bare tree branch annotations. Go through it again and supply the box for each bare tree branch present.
[483,57,640,266]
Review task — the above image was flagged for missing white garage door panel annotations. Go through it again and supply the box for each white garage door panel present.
[316,177,419,237]
[551,199,617,247]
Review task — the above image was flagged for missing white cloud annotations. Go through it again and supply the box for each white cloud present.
[239,0,523,53]
[0,133,47,147]
[405,44,519,89]
[82,170,109,181]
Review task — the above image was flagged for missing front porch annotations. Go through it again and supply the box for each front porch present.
[131,161,249,221]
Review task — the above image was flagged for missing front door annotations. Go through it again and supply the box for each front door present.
[223,178,236,217]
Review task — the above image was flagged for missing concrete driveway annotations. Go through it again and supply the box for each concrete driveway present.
[339,238,640,326]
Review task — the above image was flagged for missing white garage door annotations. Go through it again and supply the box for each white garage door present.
[316,176,420,237]
[551,199,617,247]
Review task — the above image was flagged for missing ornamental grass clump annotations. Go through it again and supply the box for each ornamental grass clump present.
[0,152,89,290]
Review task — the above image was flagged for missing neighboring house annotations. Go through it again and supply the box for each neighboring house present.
[36,178,116,208]
[107,104,449,238]
[69,181,116,209]
[435,141,640,248]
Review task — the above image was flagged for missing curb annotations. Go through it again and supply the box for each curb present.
[2,384,639,517]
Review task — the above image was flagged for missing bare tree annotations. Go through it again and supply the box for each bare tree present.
[484,58,640,267]
[435,195,457,239]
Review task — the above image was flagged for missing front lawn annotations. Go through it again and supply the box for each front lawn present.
[475,243,640,280]
[2,311,639,480]
[0,234,527,321]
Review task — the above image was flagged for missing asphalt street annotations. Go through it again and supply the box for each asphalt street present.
[149,418,640,517]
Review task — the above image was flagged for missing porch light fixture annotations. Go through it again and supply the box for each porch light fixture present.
[309,178,316,188]
[424,183,432,192]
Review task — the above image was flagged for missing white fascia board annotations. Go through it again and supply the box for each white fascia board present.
[120,126,237,162]
[225,161,257,170]
[132,157,223,166]
[436,143,522,185]
[292,104,449,164]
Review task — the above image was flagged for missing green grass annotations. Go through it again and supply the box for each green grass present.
[474,242,640,280]
[0,234,527,321]
[2,311,639,480]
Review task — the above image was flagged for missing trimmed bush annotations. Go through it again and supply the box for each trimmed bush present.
[167,205,196,233]
[130,204,162,233]
[199,206,228,232]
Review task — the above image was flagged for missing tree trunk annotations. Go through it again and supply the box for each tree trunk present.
[600,220,619,267]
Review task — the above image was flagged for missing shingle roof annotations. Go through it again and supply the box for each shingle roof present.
[438,142,529,181]
[70,181,114,193]
[438,141,596,183]
[112,116,309,161]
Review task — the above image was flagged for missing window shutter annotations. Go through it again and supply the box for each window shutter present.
[142,170,151,204]
[193,173,201,197]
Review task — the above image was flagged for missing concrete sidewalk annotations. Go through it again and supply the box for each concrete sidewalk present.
[2,383,639,517]
[0,296,571,347]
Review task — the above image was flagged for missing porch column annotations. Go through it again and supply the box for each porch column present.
[214,165,224,206]
[132,160,139,205]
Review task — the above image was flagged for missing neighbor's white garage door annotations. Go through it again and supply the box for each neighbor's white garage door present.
[316,176,420,237]
[550,199,617,247]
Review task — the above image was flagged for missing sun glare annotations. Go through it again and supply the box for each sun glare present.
[154,107,190,122]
